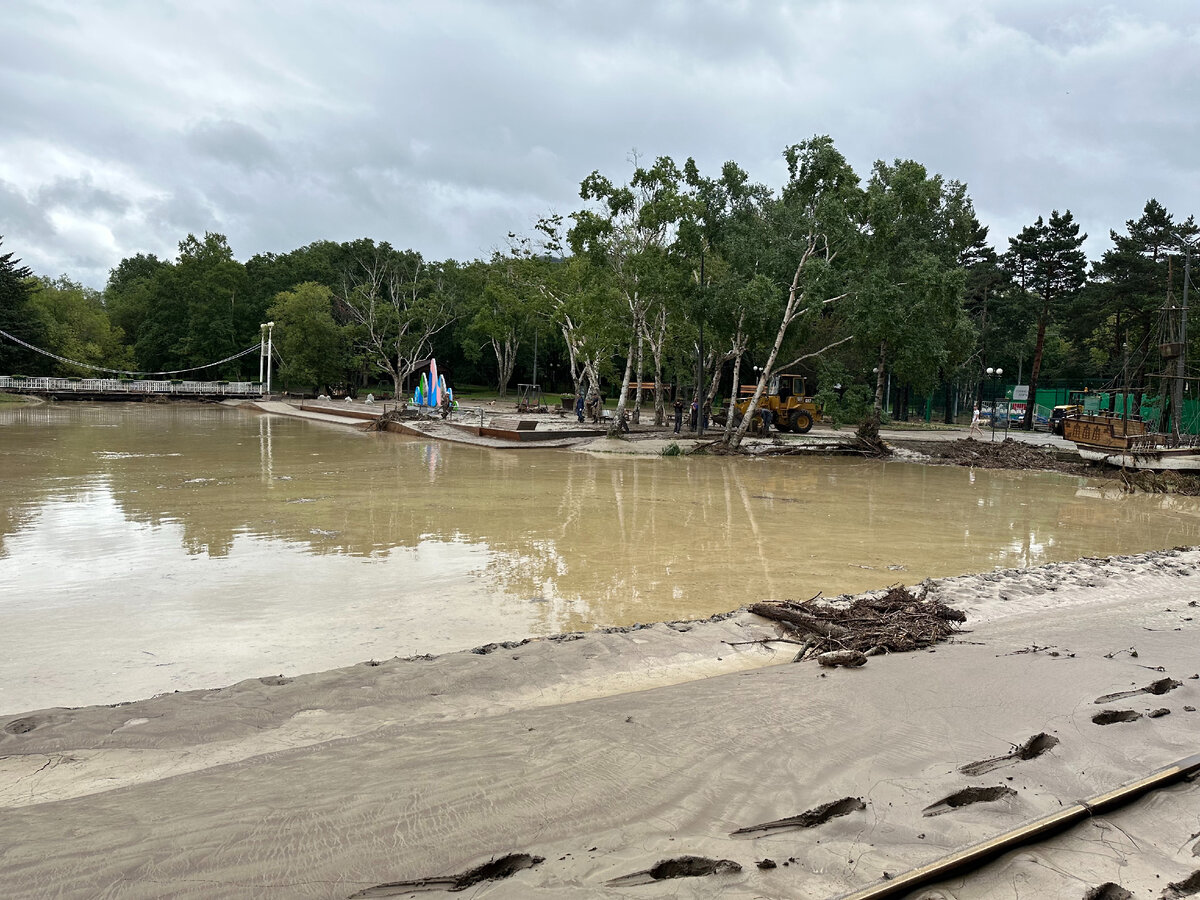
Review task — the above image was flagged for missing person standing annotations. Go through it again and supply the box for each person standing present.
[673,396,684,434]
[575,392,585,423]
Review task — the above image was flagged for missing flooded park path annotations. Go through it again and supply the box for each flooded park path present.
[3,402,1199,713]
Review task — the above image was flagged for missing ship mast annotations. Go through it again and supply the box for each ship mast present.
[1174,245,1190,439]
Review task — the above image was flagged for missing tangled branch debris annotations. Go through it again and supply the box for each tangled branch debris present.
[365,409,407,431]
[749,585,966,662]
[908,438,1089,474]
[1119,469,1200,495]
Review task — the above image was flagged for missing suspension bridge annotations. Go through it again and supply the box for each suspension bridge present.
[0,375,263,400]
[0,324,276,401]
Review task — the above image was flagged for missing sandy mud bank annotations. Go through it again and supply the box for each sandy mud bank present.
[2,549,1199,898]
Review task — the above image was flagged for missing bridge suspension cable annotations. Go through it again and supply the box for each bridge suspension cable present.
[0,327,261,377]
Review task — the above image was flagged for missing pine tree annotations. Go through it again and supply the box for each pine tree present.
[0,236,45,374]
[1003,211,1087,428]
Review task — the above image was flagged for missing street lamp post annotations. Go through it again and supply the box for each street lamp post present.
[261,322,275,396]
[986,366,1004,442]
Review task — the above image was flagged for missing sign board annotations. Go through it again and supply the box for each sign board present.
[1011,385,1029,402]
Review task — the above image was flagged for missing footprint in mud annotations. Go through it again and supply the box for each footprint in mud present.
[730,797,866,836]
[258,675,293,686]
[1163,870,1200,898]
[607,856,742,887]
[922,785,1016,817]
[1092,709,1143,726]
[348,853,544,897]
[1094,677,1181,704]
[959,733,1060,776]
[1084,884,1133,900]
[4,715,45,735]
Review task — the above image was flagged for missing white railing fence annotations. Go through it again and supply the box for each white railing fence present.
[0,376,263,396]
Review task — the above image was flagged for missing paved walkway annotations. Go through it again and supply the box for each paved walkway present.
[241,399,1084,458]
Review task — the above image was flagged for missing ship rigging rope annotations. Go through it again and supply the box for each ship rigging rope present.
[0,327,260,377]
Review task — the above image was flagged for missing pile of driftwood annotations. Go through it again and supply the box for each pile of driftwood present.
[915,437,1088,474]
[748,585,966,666]
[365,409,407,431]
[1119,468,1200,495]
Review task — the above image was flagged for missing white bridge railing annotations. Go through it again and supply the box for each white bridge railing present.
[0,376,264,396]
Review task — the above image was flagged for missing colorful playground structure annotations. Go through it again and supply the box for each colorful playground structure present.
[412,359,454,411]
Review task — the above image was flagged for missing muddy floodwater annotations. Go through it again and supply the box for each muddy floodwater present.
[4,402,1200,713]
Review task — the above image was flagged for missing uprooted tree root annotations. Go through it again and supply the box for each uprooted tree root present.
[852,417,892,457]
[364,409,408,431]
[749,584,966,661]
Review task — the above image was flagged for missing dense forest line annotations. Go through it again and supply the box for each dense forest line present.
[1,136,1196,445]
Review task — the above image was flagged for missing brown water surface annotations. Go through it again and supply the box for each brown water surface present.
[3,402,1198,713]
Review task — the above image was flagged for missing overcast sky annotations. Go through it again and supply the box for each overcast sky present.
[4,0,1199,288]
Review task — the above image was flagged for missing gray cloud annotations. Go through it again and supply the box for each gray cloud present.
[2,0,1199,287]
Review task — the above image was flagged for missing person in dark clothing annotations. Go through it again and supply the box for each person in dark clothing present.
[673,397,684,434]
[576,393,585,423]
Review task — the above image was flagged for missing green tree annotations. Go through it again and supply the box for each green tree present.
[0,237,44,374]
[28,276,133,375]
[514,217,623,407]
[336,240,459,397]
[679,157,789,436]
[267,282,348,394]
[135,233,252,376]
[570,155,692,432]
[1082,201,1198,398]
[1004,210,1087,429]
[103,253,169,351]
[856,158,976,418]
[722,136,863,449]
[461,256,537,398]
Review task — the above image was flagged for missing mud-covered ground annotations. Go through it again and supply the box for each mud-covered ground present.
[3,548,1199,899]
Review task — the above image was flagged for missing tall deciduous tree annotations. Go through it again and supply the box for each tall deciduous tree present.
[103,252,168,352]
[1004,210,1087,428]
[28,276,134,375]
[267,282,348,394]
[512,217,622,405]
[135,233,251,376]
[724,136,861,449]
[462,256,536,398]
[856,159,976,418]
[570,155,690,433]
[336,240,458,398]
